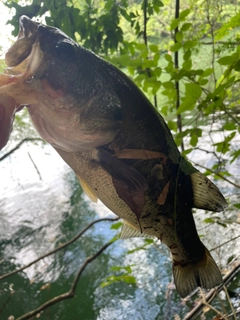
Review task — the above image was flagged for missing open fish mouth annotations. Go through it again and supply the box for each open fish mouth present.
[4,16,43,81]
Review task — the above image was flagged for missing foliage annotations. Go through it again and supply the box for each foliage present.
[1,0,240,319]
[101,265,137,287]
[4,0,240,200]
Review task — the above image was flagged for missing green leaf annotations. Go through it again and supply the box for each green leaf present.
[144,239,154,244]
[204,218,215,223]
[122,275,136,284]
[110,266,123,272]
[162,81,175,89]
[217,54,238,66]
[164,54,172,62]
[199,79,208,85]
[223,122,236,131]
[170,18,179,31]
[183,49,191,61]
[233,60,240,71]
[176,31,183,42]
[202,68,214,77]
[190,134,198,147]
[183,40,198,49]
[215,11,240,40]
[186,83,202,99]
[182,59,192,70]
[149,44,159,53]
[181,23,192,31]
[170,42,182,52]
[111,222,122,230]
[177,83,202,114]
[213,132,236,153]
[179,9,190,20]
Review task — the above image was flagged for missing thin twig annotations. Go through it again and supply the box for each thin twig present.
[219,104,240,126]
[228,309,240,319]
[27,152,43,180]
[190,160,240,189]
[183,260,240,320]
[223,286,237,320]
[201,41,240,45]
[0,217,119,281]
[211,234,240,252]
[15,241,114,320]
[200,288,228,320]
[0,138,43,161]
[194,147,223,163]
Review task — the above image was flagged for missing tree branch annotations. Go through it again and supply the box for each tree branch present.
[0,217,119,281]
[15,241,114,320]
[174,0,184,152]
[190,160,240,189]
[27,151,43,180]
[183,260,240,320]
[0,138,43,161]
[201,41,240,46]
[210,234,240,252]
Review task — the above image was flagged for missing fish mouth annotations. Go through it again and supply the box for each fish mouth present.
[5,16,43,78]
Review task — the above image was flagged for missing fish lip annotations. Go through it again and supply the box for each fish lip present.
[18,15,39,39]
[4,16,44,80]
[5,16,40,68]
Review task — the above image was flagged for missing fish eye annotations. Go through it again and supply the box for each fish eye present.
[54,40,76,60]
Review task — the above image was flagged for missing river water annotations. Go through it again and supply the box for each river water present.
[0,120,239,320]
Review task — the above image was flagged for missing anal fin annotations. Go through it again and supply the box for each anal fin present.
[121,220,154,239]
[121,221,143,239]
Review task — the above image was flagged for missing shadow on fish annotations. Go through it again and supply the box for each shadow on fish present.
[0,16,228,298]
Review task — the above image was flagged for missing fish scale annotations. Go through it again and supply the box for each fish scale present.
[0,15,228,298]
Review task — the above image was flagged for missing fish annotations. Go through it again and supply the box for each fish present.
[0,16,228,298]
[0,94,17,149]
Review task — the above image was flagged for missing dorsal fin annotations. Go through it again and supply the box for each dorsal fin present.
[77,176,98,203]
[191,171,228,212]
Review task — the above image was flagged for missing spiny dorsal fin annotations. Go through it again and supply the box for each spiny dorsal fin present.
[77,176,98,203]
[191,171,228,212]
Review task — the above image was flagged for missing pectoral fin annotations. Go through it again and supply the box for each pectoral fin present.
[97,147,147,220]
[77,175,98,203]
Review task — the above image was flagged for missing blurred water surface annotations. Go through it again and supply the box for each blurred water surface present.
[0,131,239,319]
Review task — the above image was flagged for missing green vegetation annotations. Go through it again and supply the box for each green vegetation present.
[0,0,240,319]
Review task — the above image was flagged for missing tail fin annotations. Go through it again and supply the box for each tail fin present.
[173,246,222,298]
[191,171,228,212]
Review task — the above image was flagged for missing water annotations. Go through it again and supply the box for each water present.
[0,134,239,319]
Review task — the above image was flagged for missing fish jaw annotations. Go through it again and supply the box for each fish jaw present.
[0,16,121,152]
[0,16,227,298]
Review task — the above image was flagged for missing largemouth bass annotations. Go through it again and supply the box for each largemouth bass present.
[0,16,228,297]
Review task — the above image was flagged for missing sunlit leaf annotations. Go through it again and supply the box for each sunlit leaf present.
[179,9,190,20]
